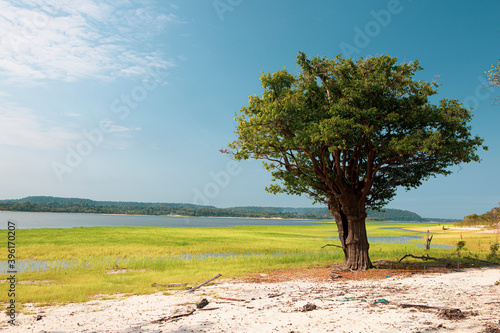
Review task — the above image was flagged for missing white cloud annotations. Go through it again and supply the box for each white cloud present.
[65,112,82,118]
[0,103,80,149]
[0,0,177,83]
[0,103,142,150]
[106,123,133,133]
[96,122,142,150]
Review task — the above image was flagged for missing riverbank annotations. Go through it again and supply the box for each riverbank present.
[2,267,499,332]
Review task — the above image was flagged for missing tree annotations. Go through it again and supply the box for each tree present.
[228,52,487,270]
[487,60,499,102]
[487,61,500,86]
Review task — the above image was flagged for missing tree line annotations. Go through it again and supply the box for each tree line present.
[0,196,431,221]
[0,201,322,219]
[456,205,500,228]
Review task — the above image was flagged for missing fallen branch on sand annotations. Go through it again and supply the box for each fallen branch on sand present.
[399,304,477,320]
[399,304,460,311]
[215,297,246,302]
[186,274,222,293]
[152,309,196,323]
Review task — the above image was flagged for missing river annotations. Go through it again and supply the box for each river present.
[0,211,328,229]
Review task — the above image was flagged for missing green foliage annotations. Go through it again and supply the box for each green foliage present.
[487,60,499,103]
[456,240,467,258]
[367,208,424,221]
[487,243,499,261]
[456,204,500,228]
[487,61,499,86]
[229,52,486,210]
[0,197,309,219]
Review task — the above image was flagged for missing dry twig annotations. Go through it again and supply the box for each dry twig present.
[186,274,222,293]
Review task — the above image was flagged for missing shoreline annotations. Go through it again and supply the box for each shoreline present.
[2,267,499,332]
[0,210,330,221]
[1,210,425,222]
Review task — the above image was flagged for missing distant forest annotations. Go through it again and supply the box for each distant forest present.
[456,205,500,228]
[0,196,453,221]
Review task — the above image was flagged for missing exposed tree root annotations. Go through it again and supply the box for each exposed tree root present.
[398,254,456,266]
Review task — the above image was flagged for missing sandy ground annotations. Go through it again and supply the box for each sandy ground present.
[1,267,499,333]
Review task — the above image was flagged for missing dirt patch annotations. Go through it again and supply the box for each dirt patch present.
[243,263,456,283]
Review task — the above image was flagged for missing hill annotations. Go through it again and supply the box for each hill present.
[0,196,429,221]
[230,206,425,221]
[0,196,208,209]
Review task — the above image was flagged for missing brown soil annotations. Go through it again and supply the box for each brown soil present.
[243,262,457,284]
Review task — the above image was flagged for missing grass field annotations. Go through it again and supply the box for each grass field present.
[1,221,498,305]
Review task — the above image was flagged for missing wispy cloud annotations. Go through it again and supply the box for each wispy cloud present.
[0,103,80,149]
[0,0,178,83]
[100,123,142,150]
[0,102,143,150]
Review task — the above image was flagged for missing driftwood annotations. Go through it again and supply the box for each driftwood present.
[321,244,343,249]
[400,304,472,319]
[186,274,222,293]
[398,254,456,266]
[300,303,317,312]
[400,304,460,311]
[152,309,196,323]
[425,230,433,250]
[215,297,246,302]
[151,282,188,288]
[197,298,209,309]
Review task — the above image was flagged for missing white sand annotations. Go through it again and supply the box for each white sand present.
[1,268,499,333]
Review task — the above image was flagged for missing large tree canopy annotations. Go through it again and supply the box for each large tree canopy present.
[229,52,486,270]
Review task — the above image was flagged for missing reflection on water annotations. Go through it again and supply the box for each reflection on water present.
[369,235,421,242]
[307,234,453,249]
[0,258,122,274]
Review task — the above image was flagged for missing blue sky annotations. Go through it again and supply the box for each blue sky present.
[0,0,498,219]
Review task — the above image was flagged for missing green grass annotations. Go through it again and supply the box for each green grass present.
[1,222,498,305]
[408,224,500,253]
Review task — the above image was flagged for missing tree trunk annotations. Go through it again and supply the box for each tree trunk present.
[328,198,373,271]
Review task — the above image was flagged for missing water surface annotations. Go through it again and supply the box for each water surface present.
[0,211,327,229]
